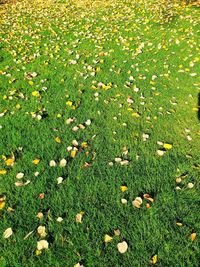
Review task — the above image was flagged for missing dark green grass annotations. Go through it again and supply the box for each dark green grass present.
[0,1,199,266]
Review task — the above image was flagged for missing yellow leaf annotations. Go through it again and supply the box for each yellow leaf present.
[0,201,5,210]
[32,91,40,97]
[35,249,42,256]
[66,101,73,106]
[114,229,120,236]
[190,232,196,241]
[163,143,173,150]
[104,234,113,243]
[32,158,40,165]
[5,158,14,166]
[81,142,88,148]
[0,169,7,175]
[176,222,183,227]
[16,104,21,110]
[7,207,14,212]
[150,254,158,265]
[132,112,140,118]
[120,185,128,192]
[70,150,77,158]
[55,137,61,143]
[1,155,6,160]
[29,80,34,86]
[76,212,84,223]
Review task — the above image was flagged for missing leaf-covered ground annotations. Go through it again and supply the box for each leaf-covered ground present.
[0,1,199,266]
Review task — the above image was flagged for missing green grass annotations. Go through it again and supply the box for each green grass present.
[0,1,199,266]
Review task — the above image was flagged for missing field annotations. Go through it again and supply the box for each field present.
[0,1,199,266]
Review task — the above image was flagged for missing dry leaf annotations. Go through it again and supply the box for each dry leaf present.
[187,182,194,188]
[3,227,13,239]
[117,241,128,253]
[37,240,49,250]
[74,263,84,267]
[121,198,128,204]
[157,150,165,156]
[0,169,7,175]
[24,230,34,240]
[57,177,63,184]
[36,212,44,219]
[49,160,56,167]
[59,158,67,167]
[114,229,120,236]
[39,193,45,199]
[132,197,143,208]
[37,226,47,238]
[16,172,24,179]
[190,232,197,241]
[76,212,84,223]
[15,181,24,187]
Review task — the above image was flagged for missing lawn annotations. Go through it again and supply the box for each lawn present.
[0,0,199,266]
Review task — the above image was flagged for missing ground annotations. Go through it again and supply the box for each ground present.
[0,1,199,266]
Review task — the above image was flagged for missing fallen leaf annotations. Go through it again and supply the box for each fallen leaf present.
[0,195,6,210]
[0,169,7,175]
[55,136,61,143]
[24,230,34,240]
[16,172,24,179]
[49,160,56,167]
[114,229,120,236]
[187,182,194,188]
[157,150,165,156]
[3,228,13,239]
[38,193,45,199]
[59,159,67,167]
[71,150,77,158]
[104,234,113,243]
[57,177,63,184]
[32,158,40,165]
[132,197,143,208]
[150,254,158,264]
[120,185,128,192]
[163,143,173,150]
[190,232,197,241]
[5,158,15,166]
[37,226,47,238]
[37,240,49,250]
[121,198,128,204]
[76,212,84,223]
[117,241,128,253]
[36,212,44,219]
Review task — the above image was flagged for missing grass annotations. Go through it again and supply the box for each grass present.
[0,0,199,266]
